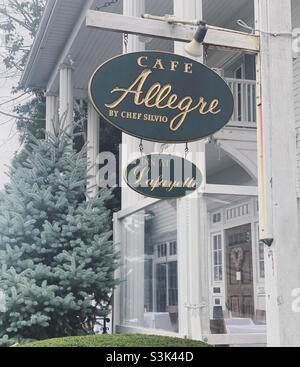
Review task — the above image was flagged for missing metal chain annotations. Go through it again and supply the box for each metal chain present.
[95,0,119,11]
[123,33,128,53]
[185,142,189,158]
[139,139,144,155]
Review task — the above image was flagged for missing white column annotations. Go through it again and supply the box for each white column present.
[121,0,148,210]
[123,0,145,52]
[255,0,300,347]
[59,65,73,132]
[124,212,145,327]
[87,102,100,198]
[45,92,58,135]
[174,0,209,340]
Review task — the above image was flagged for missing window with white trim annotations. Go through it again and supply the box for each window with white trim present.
[212,212,221,224]
[213,234,223,281]
[258,241,265,278]
[226,204,249,220]
[155,241,178,312]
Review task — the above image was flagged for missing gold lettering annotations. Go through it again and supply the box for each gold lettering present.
[144,83,161,108]
[106,69,222,131]
[134,166,150,184]
[208,99,221,114]
[166,94,178,109]
[184,62,193,74]
[170,60,179,71]
[105,69,152,108]
[156,84,172,108]
[199,97,209,114]
[170,97,202,131]
[153,58,165,70]
[137,56,148,68]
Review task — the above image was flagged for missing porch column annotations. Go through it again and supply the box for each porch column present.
[174,0,209,340]
[59,65,73,132]
[121,0,146,210]
[45,92,58,135]
[87,102,100,198]
[255,0,300,346]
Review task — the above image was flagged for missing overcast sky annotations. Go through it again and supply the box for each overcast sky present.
[0,60,23,190]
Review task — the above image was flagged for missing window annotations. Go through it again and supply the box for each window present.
[119,200,178,332]
[157,243,167,258]
[169,241,177,256]
[228,231,250,245]
[212,212,221,223]
[258,241,265,278]
[155,241,178,312]
[213,234,223,281]
[256,224,265,278]
[226,204,249,220]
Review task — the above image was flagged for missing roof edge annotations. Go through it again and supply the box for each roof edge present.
[20,0,58,89]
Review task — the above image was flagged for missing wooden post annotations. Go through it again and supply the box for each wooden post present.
[255,0,300,346]
[45,92,58,135]
[121,0,146,210]
[174,0,210,341]
[59,65,73,132]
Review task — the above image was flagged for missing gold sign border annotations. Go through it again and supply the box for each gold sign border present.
[88,50,234,144]
[123,152,203,200]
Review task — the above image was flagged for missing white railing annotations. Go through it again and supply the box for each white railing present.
[226,78,257,126]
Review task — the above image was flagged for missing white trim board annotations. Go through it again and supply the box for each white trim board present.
[86,10,260,53]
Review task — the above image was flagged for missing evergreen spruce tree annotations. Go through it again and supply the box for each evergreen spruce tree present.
[0,127,119,346]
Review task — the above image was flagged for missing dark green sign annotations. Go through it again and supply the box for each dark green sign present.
[89,51,234,143]
[125,153,202,199]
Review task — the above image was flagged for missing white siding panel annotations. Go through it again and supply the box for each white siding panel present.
[149,201,177,241]
[292,0,300,188]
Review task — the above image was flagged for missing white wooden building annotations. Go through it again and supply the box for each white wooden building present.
[20,0,300,346]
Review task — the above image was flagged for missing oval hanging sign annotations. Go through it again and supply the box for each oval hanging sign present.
[125,153,202,199]
[89,51,234,143]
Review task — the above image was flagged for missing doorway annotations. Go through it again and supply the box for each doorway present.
[225,224,254,319]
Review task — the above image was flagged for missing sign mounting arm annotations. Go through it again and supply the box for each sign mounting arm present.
[86,10,260,53]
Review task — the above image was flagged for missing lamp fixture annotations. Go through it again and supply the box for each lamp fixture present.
[141,14,208,58]
[184,21,208,58]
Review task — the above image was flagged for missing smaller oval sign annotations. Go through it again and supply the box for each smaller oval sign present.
[125,153,202,199]
[89,51,234,143]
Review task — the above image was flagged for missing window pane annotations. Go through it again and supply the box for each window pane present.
[218,251,222,264]
[218,235,222,249]
[156,263,167,312]
[144,259,153,312]
[168,261,178,306]
[260,262,265,278]
[214,266,219,281]
[219,266,223,281]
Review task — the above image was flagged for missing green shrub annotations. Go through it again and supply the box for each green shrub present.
[15,334,211,347]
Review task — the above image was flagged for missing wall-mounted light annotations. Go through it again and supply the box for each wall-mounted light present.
[185,21,208,58]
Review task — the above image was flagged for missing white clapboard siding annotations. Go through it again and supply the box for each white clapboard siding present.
[292,0,300,189]
[150,201,177,241]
